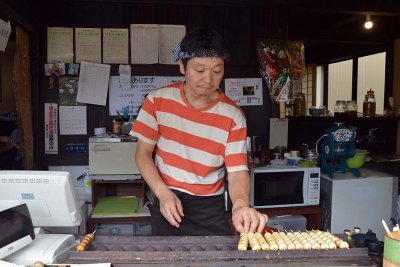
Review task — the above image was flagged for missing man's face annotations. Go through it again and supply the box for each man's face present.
[179,57,224,97]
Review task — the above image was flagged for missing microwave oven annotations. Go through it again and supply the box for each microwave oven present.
[250,166,320,208]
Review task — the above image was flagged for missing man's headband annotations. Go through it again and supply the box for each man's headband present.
[172,42,226,62]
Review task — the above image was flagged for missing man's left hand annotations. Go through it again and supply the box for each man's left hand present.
[231,206,268,233]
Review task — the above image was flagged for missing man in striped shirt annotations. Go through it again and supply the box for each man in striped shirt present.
[131,27,267,236]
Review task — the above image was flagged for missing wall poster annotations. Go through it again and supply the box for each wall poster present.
[108,75,184,116]
[224,78,263,106]
[44,103,58,154]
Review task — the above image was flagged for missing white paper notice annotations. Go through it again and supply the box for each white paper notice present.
[59,106,87,135]
[119,65,131,89]
[44,103,58,154]
[269,118,288,149]
[108,76,184,115]
[159,25,186,65]
[47,27,73,63]
[103,28,129,64]
[224,78,263,106]
[0,19,11,52]
[130,24,159,64]
[77,61,111,106]
[75,28,102,63]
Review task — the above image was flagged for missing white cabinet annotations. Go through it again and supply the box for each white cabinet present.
[89,136,140,180]
[320,169,398,241]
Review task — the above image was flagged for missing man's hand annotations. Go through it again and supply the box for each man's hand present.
[158,188,184,228]
[135,139,184,228]
[232,206,268,233]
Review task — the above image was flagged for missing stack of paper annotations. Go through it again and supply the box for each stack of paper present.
[92,196,139,217]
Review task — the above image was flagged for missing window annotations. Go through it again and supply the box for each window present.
[357,52,386,114]
[327,59,353,113]
[314,52,385,115]
[301,65,315,112]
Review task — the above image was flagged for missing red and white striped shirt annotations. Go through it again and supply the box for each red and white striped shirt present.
[130,82,248,196]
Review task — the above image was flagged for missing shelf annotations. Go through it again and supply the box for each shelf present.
[88,179,149,233]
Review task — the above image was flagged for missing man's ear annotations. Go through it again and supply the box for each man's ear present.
[179,60,185,75]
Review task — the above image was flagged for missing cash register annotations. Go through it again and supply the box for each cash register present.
[0,171,82,265]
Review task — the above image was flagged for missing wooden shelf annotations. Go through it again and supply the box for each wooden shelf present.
[91,179,145,206]
[88,179,149,232]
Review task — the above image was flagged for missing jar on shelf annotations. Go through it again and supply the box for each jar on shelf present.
[347,100,358,117]
[363,89,376,117]
[293,93,306,117]
[334,100,348,117]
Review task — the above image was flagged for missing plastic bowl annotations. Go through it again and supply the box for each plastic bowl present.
[346,149,369,169]
[309,107,324,116]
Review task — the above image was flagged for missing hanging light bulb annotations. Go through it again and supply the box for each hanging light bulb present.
[364,14,373,29]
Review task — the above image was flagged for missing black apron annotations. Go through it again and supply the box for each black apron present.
[148,189,232,236]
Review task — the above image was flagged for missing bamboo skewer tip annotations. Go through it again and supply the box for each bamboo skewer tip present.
[382,219,394,238]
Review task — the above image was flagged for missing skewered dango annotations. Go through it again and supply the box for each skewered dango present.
[238,230,350,251]
[76,230,96,252]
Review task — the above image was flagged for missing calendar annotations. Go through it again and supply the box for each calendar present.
[59,106,87,135]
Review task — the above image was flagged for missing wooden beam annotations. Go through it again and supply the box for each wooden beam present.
[59,0,400,15]
[0,0,36,34]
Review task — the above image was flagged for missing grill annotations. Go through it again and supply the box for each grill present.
[68,236,377,266]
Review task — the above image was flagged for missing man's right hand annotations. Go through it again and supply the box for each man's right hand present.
[158,189,184,228]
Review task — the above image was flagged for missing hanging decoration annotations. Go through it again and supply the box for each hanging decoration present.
[257,40,305,102]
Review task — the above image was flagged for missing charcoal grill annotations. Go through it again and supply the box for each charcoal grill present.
[67,236,377,266]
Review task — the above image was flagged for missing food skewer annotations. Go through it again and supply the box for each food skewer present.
[239,230,349,252]
[76,230,96,252]
[238,233,249,251]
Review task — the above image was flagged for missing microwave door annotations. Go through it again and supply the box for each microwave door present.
[253,171,304,208]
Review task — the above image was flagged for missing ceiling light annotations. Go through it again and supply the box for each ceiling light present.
[364,15,373,29]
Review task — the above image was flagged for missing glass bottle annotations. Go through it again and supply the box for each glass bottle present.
[293,93,306,117]
[347,100,358,117]
[363,89,376,117]
[334,100,347,117]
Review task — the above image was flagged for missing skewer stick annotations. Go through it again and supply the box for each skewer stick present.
[382,219,394,238]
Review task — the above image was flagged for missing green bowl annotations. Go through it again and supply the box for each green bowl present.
[346,150,369,169]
